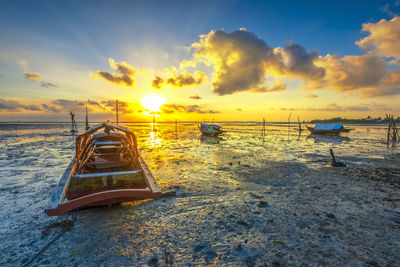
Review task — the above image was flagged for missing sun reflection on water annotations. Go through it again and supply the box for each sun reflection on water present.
[147,130,161,147]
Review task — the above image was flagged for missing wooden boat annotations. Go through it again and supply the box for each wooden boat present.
[306,123,352,135]
[45,122,161,216]
[199,123,223,136]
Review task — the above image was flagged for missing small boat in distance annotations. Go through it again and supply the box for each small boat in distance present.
[200,123,223,136]
[306,123,352,135]
[45,122,161,216]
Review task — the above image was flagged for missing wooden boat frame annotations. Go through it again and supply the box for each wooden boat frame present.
[306,125,352,135]
[45,122,161,216]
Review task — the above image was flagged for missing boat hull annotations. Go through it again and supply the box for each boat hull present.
[45,123,161,216]
[306,125,351,135]
[45,188,160,216]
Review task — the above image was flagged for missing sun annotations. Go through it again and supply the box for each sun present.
[141,94,166,113]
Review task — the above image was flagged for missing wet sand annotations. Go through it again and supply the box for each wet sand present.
[1,123,399,266]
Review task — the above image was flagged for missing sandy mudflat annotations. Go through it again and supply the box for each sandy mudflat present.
[1,123,399,266]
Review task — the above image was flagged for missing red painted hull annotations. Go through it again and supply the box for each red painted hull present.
[45,189,160,216]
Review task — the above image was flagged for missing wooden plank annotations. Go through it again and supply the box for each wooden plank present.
[72,170,141,179]
[45,157,76,210]
[138,154,161,193]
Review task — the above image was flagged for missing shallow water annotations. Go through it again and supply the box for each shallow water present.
[0,122,399,265]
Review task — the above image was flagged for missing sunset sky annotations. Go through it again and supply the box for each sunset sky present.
[1,0,400,122]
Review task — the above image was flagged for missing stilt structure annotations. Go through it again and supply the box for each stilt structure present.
[85,107,90,131]
[386,114,399,144]
[297,116,303,132]
[70,111,78,133]
[261,118,266,141]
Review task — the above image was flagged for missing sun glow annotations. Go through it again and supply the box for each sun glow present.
[141,94,166,113]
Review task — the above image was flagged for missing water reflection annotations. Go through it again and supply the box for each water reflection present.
[200,135,223,144]
[306,134,350,144]
[147,130,161,147]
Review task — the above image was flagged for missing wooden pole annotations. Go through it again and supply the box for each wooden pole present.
[298,116,302,131]
[329,149,337,164]
[85,107,89,131]
[116,99,119,125]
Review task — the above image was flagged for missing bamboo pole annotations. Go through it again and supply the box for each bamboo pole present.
[116,99,119,125]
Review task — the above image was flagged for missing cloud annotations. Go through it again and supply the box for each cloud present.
[41,82,61,88]
[166,71,206,87]
[23,71,61,88]
[280,107,300,111]
[101,100,133,113]
[189,95,202,99]
[0,99,41,111]
[264,79,286,92]
[17,60,28,67]
[160,104,219,114]
[87,99,104,109]
[190,29,278,95]
[91,58,138,87]
[236,108,242,111]
[307,53,400,97]
[24,72,41,80]
[152,76,164,89]
[187,29,322,95]
[272,42,325,80]
[305,103,370,112]
[304,93,318,98]
[356,16,400,60]
[42,103,61,113]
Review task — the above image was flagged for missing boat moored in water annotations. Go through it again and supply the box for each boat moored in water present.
[306,123,352,135]
[45,122,161,216]
[199,123,223,136]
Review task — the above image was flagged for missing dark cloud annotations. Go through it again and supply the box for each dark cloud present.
[189,95,202,100]
[53,99,85,107]
[166,71,206,87]
[0,99,41,111]
[41,82,61,88]
[273,42,325,80]
[87,99,104,109]
[160,104,219,114]
[101,100,132,113]
[24,72,41,80]
[192,29,279,95]
[152,76,164,89]
[92,58,138,87]
[42,104,61,113]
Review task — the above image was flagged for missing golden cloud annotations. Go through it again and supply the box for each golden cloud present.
[151,71,206,88]
[24,72,41,80]
[357,16,400,60]
[92,58,138,87]
[305,53,400,97]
